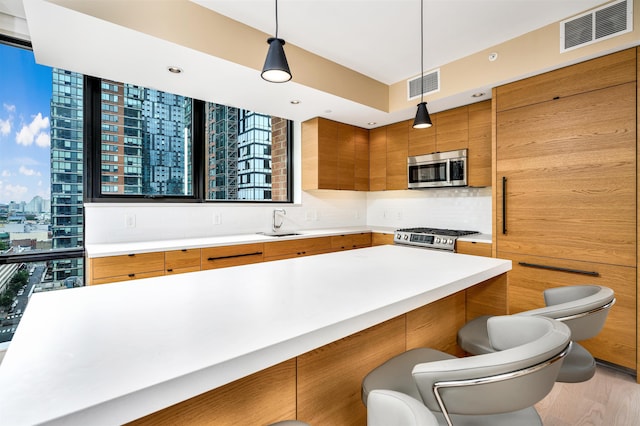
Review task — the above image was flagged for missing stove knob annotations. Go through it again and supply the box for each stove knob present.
[396,234,401,239]
[448,239,454,244]
[404,235,409,240]
[435,238,441,243]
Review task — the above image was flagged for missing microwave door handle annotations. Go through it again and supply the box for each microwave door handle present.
[446,159,451,183]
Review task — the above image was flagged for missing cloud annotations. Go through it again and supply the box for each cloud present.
[0,182,28,200]
[19,165,41,177]
[3,103,16,113]
[35,132,50,148]
[0,117,10,136]
[15,112,50,147]
[1,170,11,177]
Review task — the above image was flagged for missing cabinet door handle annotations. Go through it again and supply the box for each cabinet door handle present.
[207,252,263,261]
[518,262,600,277]
[128,273,135,278]
[502,176,507,235]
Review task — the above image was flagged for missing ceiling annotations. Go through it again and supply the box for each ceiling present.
[13,0,616,127]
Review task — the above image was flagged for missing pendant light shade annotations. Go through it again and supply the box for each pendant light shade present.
[413,0,432,129]
[261,37,292,83]
[413,101,432,129]
[261,0,292,83]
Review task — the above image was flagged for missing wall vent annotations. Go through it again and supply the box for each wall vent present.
[407,68,440,101]
[560,0,632,53]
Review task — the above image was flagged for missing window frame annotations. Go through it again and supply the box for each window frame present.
[84,77,294,204]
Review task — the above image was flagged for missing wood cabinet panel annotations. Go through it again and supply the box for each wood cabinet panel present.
[456,241,492,257]
[337,123,355,190]
[371,233,395,246]
[330,232,372,251]
[496,83,636,266]
[406,291,466,357]
[498,252,636,370]
[369,127,387,191]
[201,243,264,270]
[263,237,332,261]
[496,48,637,112]
[467,101,491,187]
[354,127,370,191]
[91,252,165,282]
[301,118,338,190]
[386,120,409,190]
[127,359,297,426]
[301,118,320,190]
[297,316,406,426]
[408,114,436,156]
[90,270,165,285]
[435,105,468,152]
[465,274,508,322]
[165,248,201,274]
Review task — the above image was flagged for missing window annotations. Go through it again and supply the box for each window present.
[0,37,84,345]
[87,79,293,203]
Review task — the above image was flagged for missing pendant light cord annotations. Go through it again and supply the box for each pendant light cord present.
[275,0,279,39]
[420,0,424,103]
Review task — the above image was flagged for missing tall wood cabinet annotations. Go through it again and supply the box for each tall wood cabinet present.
[494,48,637,370]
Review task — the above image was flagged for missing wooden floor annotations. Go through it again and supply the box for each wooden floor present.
[536,364,640,425]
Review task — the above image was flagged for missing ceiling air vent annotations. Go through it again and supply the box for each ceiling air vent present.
[560,0,632,53]
[407,68,440,101]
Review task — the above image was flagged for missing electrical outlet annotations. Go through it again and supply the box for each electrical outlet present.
[125,214,136,228]
[213,213,222,225]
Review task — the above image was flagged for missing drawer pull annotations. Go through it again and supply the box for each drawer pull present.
[128,273,135,278]
[518,262,600,277]
[167,269,173,272]
[128,254,135,257]
[207,251,263,261]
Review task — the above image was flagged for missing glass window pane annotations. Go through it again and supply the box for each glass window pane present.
[99,81,193,196]
[205,103,289,201]
[0,42,85,344]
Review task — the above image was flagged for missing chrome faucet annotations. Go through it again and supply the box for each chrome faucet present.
[272,208,286,232]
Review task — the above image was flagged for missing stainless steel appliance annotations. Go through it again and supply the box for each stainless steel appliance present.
[408,149,467,189]
[394,227,479,252]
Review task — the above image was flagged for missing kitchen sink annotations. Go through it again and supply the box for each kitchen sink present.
[258,232,302,237]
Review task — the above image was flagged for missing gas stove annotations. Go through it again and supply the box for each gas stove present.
[394,227,479,252]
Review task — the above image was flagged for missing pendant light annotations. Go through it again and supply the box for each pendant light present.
[413,0,432,129]
[261,0,292,83]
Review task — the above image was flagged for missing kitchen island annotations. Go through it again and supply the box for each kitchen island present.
[0,245,510,425]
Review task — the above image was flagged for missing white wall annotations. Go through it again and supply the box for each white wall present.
[366,187,492,234]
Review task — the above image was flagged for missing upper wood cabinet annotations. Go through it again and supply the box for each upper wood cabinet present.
[467,101,491,187]
[496,48,636,112]
[408,115,436,156]
[386,120,410,190]
[435,106,468,152]
[369,127,387,191]
[302,117,369,191]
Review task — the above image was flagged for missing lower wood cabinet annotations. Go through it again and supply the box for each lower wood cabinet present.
[497,251,636,370]
[456,241,492,257]
[165,248,201,274]
[263,237,333,261]
[330,232,372,251]
[371,232,395,246]
[89,252,165,285]
[201,243,264,270]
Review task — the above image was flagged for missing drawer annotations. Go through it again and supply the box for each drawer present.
[165,248,201,273]
[331,233,372,250]
[371,233,395,246]
[456,241,491,257]
[264,237,332,261]
[91,252,165,281]
[90,270,165,285]
[201,243,264,270]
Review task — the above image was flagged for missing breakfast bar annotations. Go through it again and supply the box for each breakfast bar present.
[0,245,510,425]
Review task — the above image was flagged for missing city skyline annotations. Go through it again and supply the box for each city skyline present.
[0,43,52,205]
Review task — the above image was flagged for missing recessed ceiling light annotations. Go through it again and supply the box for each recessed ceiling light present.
[167,66,183,74]
[488,52,498,62]
[290,100,301,105]
[472,92,485,98]
[367,122,377,126]
[324,109,332,114]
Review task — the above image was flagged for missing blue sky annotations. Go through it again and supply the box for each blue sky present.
[0,43,52,205]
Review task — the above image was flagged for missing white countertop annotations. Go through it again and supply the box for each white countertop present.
[84,226,489,258]
[0,245,510,425]
[85,226,395,258]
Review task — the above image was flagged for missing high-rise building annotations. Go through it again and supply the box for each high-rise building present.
[50,68,84,282]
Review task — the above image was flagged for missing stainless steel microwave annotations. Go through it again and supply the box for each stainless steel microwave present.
[408,149,467,189]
